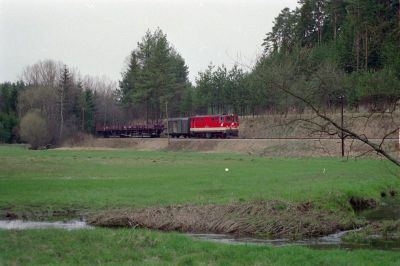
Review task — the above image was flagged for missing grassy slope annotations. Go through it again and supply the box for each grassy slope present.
[0,145,398,214]
[1,228,399,266]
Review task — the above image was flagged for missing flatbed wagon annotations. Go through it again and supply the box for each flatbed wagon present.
[96,124,164,138]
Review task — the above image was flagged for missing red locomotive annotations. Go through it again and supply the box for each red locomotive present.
[168,114,239,138]
[96,114,239,138]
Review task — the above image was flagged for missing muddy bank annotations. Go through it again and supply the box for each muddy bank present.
[342,197,400,248]
[0,208,88,221]
[343,220,400,248]
[88,201,360,239]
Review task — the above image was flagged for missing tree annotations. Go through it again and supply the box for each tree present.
[18,85,59,143]
[19,60,90,144]
[20,60,62,88]
[119,29,191,123]
[259,0,400,111]
[78,88,96,133]
[295,0,327,46]
[0,82,24,143]
[263,7,299,54]
[325,0,347,42]
[258,51,400,167]
[20,110,51,149]
[84,76,121,127]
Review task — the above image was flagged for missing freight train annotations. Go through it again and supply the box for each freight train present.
[96,114,239,139]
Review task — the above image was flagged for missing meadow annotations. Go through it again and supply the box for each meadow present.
[0,145,399,265]
[0,145,398,214]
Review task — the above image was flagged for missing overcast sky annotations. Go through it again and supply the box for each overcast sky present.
[0,0,298,84]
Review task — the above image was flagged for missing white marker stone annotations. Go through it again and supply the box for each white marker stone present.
[225,168,229,172]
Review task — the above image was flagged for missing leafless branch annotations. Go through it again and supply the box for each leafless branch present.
[277,85,400,167]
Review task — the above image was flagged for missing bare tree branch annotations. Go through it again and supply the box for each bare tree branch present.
[277,85,400,167]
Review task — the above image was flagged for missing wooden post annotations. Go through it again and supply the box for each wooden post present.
[339,95,345,157]
[166,101,170,145]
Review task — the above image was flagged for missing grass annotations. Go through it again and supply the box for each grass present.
[1,228,400,266]
[1,145,399,265]
[0,145,399,215]
[343,220,400,245]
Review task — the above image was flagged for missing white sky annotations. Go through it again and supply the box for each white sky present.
[0,0,299,84]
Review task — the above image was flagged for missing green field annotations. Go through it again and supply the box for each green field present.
[0,145,398,213]
[0,145,399,265]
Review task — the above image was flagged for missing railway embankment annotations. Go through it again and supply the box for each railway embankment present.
[239,112,399,139]
[62,112,399,158]
[62,136,398,158]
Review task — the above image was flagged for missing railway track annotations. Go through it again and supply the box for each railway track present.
[237,137,398,140]
[162,137,398,140]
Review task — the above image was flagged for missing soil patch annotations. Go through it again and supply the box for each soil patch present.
[88,201,359,239]
[349,197,378,211]
[0,208,87,221]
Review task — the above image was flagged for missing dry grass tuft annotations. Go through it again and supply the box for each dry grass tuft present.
[88,201,359,239]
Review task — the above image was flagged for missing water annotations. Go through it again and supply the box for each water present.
[189,230,361,249]
[358,198,400,222]
[189,229,399,250]
[1,216,398,250]
[188,199,400,250]
[0,220,92,230]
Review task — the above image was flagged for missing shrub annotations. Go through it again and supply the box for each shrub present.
[20,110,50,149]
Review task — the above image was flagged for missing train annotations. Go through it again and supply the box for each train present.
[96,114,239,139]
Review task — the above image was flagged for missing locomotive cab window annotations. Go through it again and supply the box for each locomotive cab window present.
[220,117,224,122]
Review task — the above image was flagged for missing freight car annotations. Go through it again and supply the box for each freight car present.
[96,124,164,138]
[168,114,239,138]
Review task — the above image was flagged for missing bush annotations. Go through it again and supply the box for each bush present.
[20,110,50,149]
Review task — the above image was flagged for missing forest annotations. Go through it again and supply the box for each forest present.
[0,0,399,147]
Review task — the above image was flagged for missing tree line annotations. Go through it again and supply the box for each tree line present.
[258,0,400,111]
[193,0,400,114]
[0,60,119,148]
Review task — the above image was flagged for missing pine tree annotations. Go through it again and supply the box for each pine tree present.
[119,29,190,122]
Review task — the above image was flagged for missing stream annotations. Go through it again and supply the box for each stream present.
[0,199,398,250]
[189,229,361,248]
[189,198,400,250]
[0,220,92,230]
[1,220,396,250]
[188,197,400,250]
